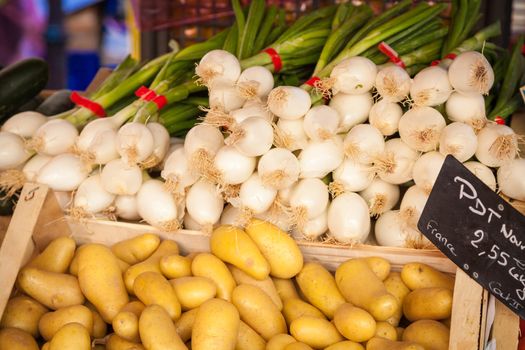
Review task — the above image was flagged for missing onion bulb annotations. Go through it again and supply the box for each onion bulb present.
[209,80,246,112]
[183,212,205,231]
[375,138,419,185]
[475,123,519,167]
[137,179,179,231]
[409,66,452,107]
[359,179,400,217]
[29,119,78,156]
[213,145,256,185]
[445,92,487,131]
[116,122,154,165]
[195,49,241,86]
[448,51,494,95]
[220,204,244,227]
[399,185,429,228]
[267,86,311,120]
[36,153,90,191]
[497,158,525,201]
[236,66,274,99]
[185,179,224,230]
[343,124,385,164]
[464,161,497,191]
[398,106,446,152]
[140,122,170,168]
[184,124,224,177]
[303,105,340,141]
[71,174,115,215]
[291,210,328,241]
[375,65,411,102]
[331,159,374,194]
[289,178,329,222]
[231,104,273,124]
[258,148,300,190]
[299,137,344,178]
[329,92,373,133]
[0,131,32,170]
[225,117,273,157]
[115,195,140,221]
[161,147,199,194]
[2,111,47,138]
[327,192,370,244]
[274,118,308,151]
[100,158,143,195]
[375,210,427,248]
[368,100,403,136]
[330,57,377,94]
[238,172,277,215]
[412,151,446,193]
[439,122,477,162]
[23,154,52,182]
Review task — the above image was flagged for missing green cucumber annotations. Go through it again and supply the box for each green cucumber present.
[0,58,49,121]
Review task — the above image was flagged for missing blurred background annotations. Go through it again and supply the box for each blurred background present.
[0,0,520,90]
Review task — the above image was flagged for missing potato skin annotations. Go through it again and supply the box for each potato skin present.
[175,308,199,343]
[333,303,376,343]
[283,342,313,350]
[192,298,240,350]
[374,321,397,341]
[272,277,300,302]
[290,316,344,348]
[231,284,287,340]
[282,298,326,326]
[139,305,187,350]
[402,320,450,350]
[383,272,411,326]
[295,262,346,319]
[161,255,193,279]
[170,276,217,310]
[49,323,91,350]
[325,341,365,350]
[229,265,282,310]
[401,263,454,290]
[0,295,48,337]
[112,311,140,343]
[38,304,93,341]
[236,320,266,350]
[106,334,145,350]
[364,257,391,281]
[266,334,296,350]
[210,225,270,280]
[17,267,84,310]
[403,288,453,321]
[365,337,424,350]
[191,253,236,301]
[244,218,303,278]
[0,327,39,350]
[26,236,76,273]
[133,271,181,320]
[77,244,129,323]
[89,308,108,338]
[111,234,161,265]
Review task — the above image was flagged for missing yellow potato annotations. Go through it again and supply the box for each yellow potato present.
[170,276,217,311]
[290,316,343,348]
[124,240,180,294]
[120,300,146,316]
[283,342,313,350]
[396,327,405,340]
[117,258,131,273]
[236,320,266,350]
[374,321,397,341]
[385,307,403,327]
[77,244,129,323]
[0,327,39,350]
[192,298,240,350]
[272,277,300,302]
[49,323,91,350]
[26,236,76,273]
[296,262,346,319]
[113,311,140,343]
[230,265,282,310]
[139,305,187,350]
[282,298,326,326]
[175,308,199,342]
[245,219,303,278]
[191,253,236,301]
[161,255,192,279]
[401,263,455,290]
[210,225,270,280]
[266,333,296,350]
[134,271,181,320]
[0,295,48,337]
[111,233,161,264]
[383,272,410,327]
[38,304,93,341]
[325,341,365,350]
[365,337,424,350]
[403,288,453,321]
[364,257,391,281]
[335,259,399,321]
[333,303,376,343]
[441,317,451,328]
[90,308,107,338]
[70,245,127,276]
[402,320,449,350]
[232,284,287,340]
[42,342,50,350]
[106,334,145,350]
[17,267,84,310]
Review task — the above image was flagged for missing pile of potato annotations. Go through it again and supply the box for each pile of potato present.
[0,218,454,350]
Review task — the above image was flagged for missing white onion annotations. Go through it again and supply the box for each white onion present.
[143,122,170,168]
[439,122,478,162]
[375,138,419,185]
[54,191,72,211]
[358,178,400,217]
[236,66,274,98]
[183,212,204,231]
[116,122,154,164]
[368,100,403,136]
[238,172,277,215]
[267,86,311,120]
[255,202,292,232]
[375,210,425,248]
[220,204,244,227]
[195,49,241,86]
[231,104,273,124]
[329,92,373,133]
[412,151,446,193]
[30,119,78,156]
[225,117,273,157]
[275,118,308,151]
[331,159,374,193]
[445,92,487,130]
[213,145,256,185]
[100,158,143,195]
[22,154,52,182]
[137,179,179,231]
[1,111,47,138]
[76,117,120,151]
[72,174,115,214]
[209,80,246,112]
[84,129,119,165]
[330,57,377,94]
[277,186,293,206]
[289,178,329,226]
[292,210,328,241]
[399,185,429,228]
[299,137,344,178]
[410,66,452,107]
[185,179,224,229]
[343,124,385,164]
[464,161,497,191]
[398,106,446,152]
[115,195,141,221]
[497,158,525,201]
[258,148,300,190]
[375,65,411,102]
[475,123,518,167]
[448,51,494,95]
[36,153,90,191]
[327,192,370,244]
[303,105,340,141]
[161,147,199,193]
[184,124,224,177]
[0,131,32,170]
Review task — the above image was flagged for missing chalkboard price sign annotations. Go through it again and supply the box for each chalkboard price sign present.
[418,155,525,318]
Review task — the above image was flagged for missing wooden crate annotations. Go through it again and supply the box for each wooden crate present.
[0,183,519,349]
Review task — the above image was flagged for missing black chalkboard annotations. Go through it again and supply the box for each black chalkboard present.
[418,155,525,318]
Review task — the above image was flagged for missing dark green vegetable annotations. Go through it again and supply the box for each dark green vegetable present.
[36,90,75,116]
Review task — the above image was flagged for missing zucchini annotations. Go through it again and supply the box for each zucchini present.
[36,89,75,116]
[0,58,49,121]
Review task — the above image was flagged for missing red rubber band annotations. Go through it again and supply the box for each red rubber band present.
[263,48,283,73]
[431,60,441,66]
[305,77,320,87]
[378,42,405,68]
[135,86,167,110]
[70,92,106,117]
[495,116,505,125]
[445,53,457,60]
